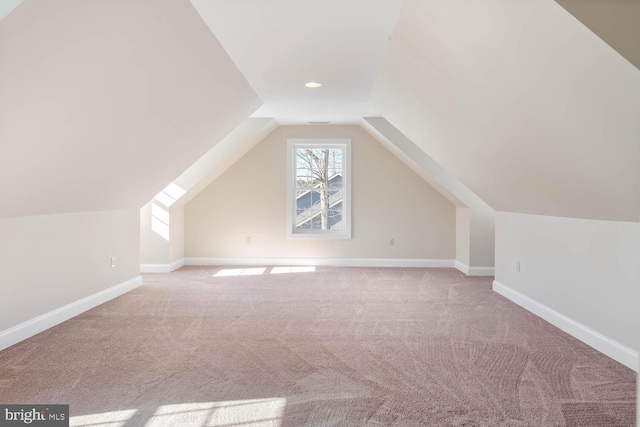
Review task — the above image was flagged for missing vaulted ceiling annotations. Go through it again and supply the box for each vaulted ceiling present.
[370,0,640,222]
[0,0,260,218]
[1,0,638,223]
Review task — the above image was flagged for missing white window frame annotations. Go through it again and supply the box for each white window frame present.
[287,138,351,239]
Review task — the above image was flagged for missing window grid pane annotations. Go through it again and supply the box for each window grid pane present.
[290,141,349,237]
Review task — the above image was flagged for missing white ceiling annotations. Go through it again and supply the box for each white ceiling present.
[0,0,260,217]
[0,0,23,21]
[370,0,640,222]
[190,0,404,124]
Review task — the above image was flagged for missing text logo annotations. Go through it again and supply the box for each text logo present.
[1,405,68,426]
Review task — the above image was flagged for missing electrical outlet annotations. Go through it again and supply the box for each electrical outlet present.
[516,260,521,272]
[389,238,395,246]
[110,257,116,268]
[246,236,251,244]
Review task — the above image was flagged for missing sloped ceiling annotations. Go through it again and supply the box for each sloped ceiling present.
[0,0,23,22]
[0,0,261,218]
[3,0,638,224]
[370,0,640,222]
[173,118,278,207]
[556,0,640,70]
[190,0,403,124]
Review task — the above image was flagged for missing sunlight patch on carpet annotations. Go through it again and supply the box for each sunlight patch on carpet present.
[70,409,137,426]
[146,398,286,426]
[270,266,316,274]
[214,267,268,277]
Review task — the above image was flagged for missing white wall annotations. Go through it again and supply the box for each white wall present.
[139,202,183,271]
[494,212,639,369]
[468,209,495,271]
[0,0,261,351]
[139,119,278,270]
[185,125,456,262]
[169,205,185,263]
[140,202,170,265]
[0,210,140,335]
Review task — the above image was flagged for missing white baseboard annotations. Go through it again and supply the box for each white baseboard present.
[169,258,186,272]
[455,260,469,275]
[0,276,143,352]
[140,264,169,273]
[185,257,455,268]
[493,280,638,371]
[468,266,494,276]
[455,260,494,277]
[140,258,185,273]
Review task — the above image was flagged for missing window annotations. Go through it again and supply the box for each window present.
[287,139,351,238]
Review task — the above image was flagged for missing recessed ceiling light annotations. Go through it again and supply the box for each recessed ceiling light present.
[305,81,322,88]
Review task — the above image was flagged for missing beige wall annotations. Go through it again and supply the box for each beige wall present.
[455,207,470,266]
[362,117,495,271]
[185,125,455,261]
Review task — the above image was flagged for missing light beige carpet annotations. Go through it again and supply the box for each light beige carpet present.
[0,266,636,426]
